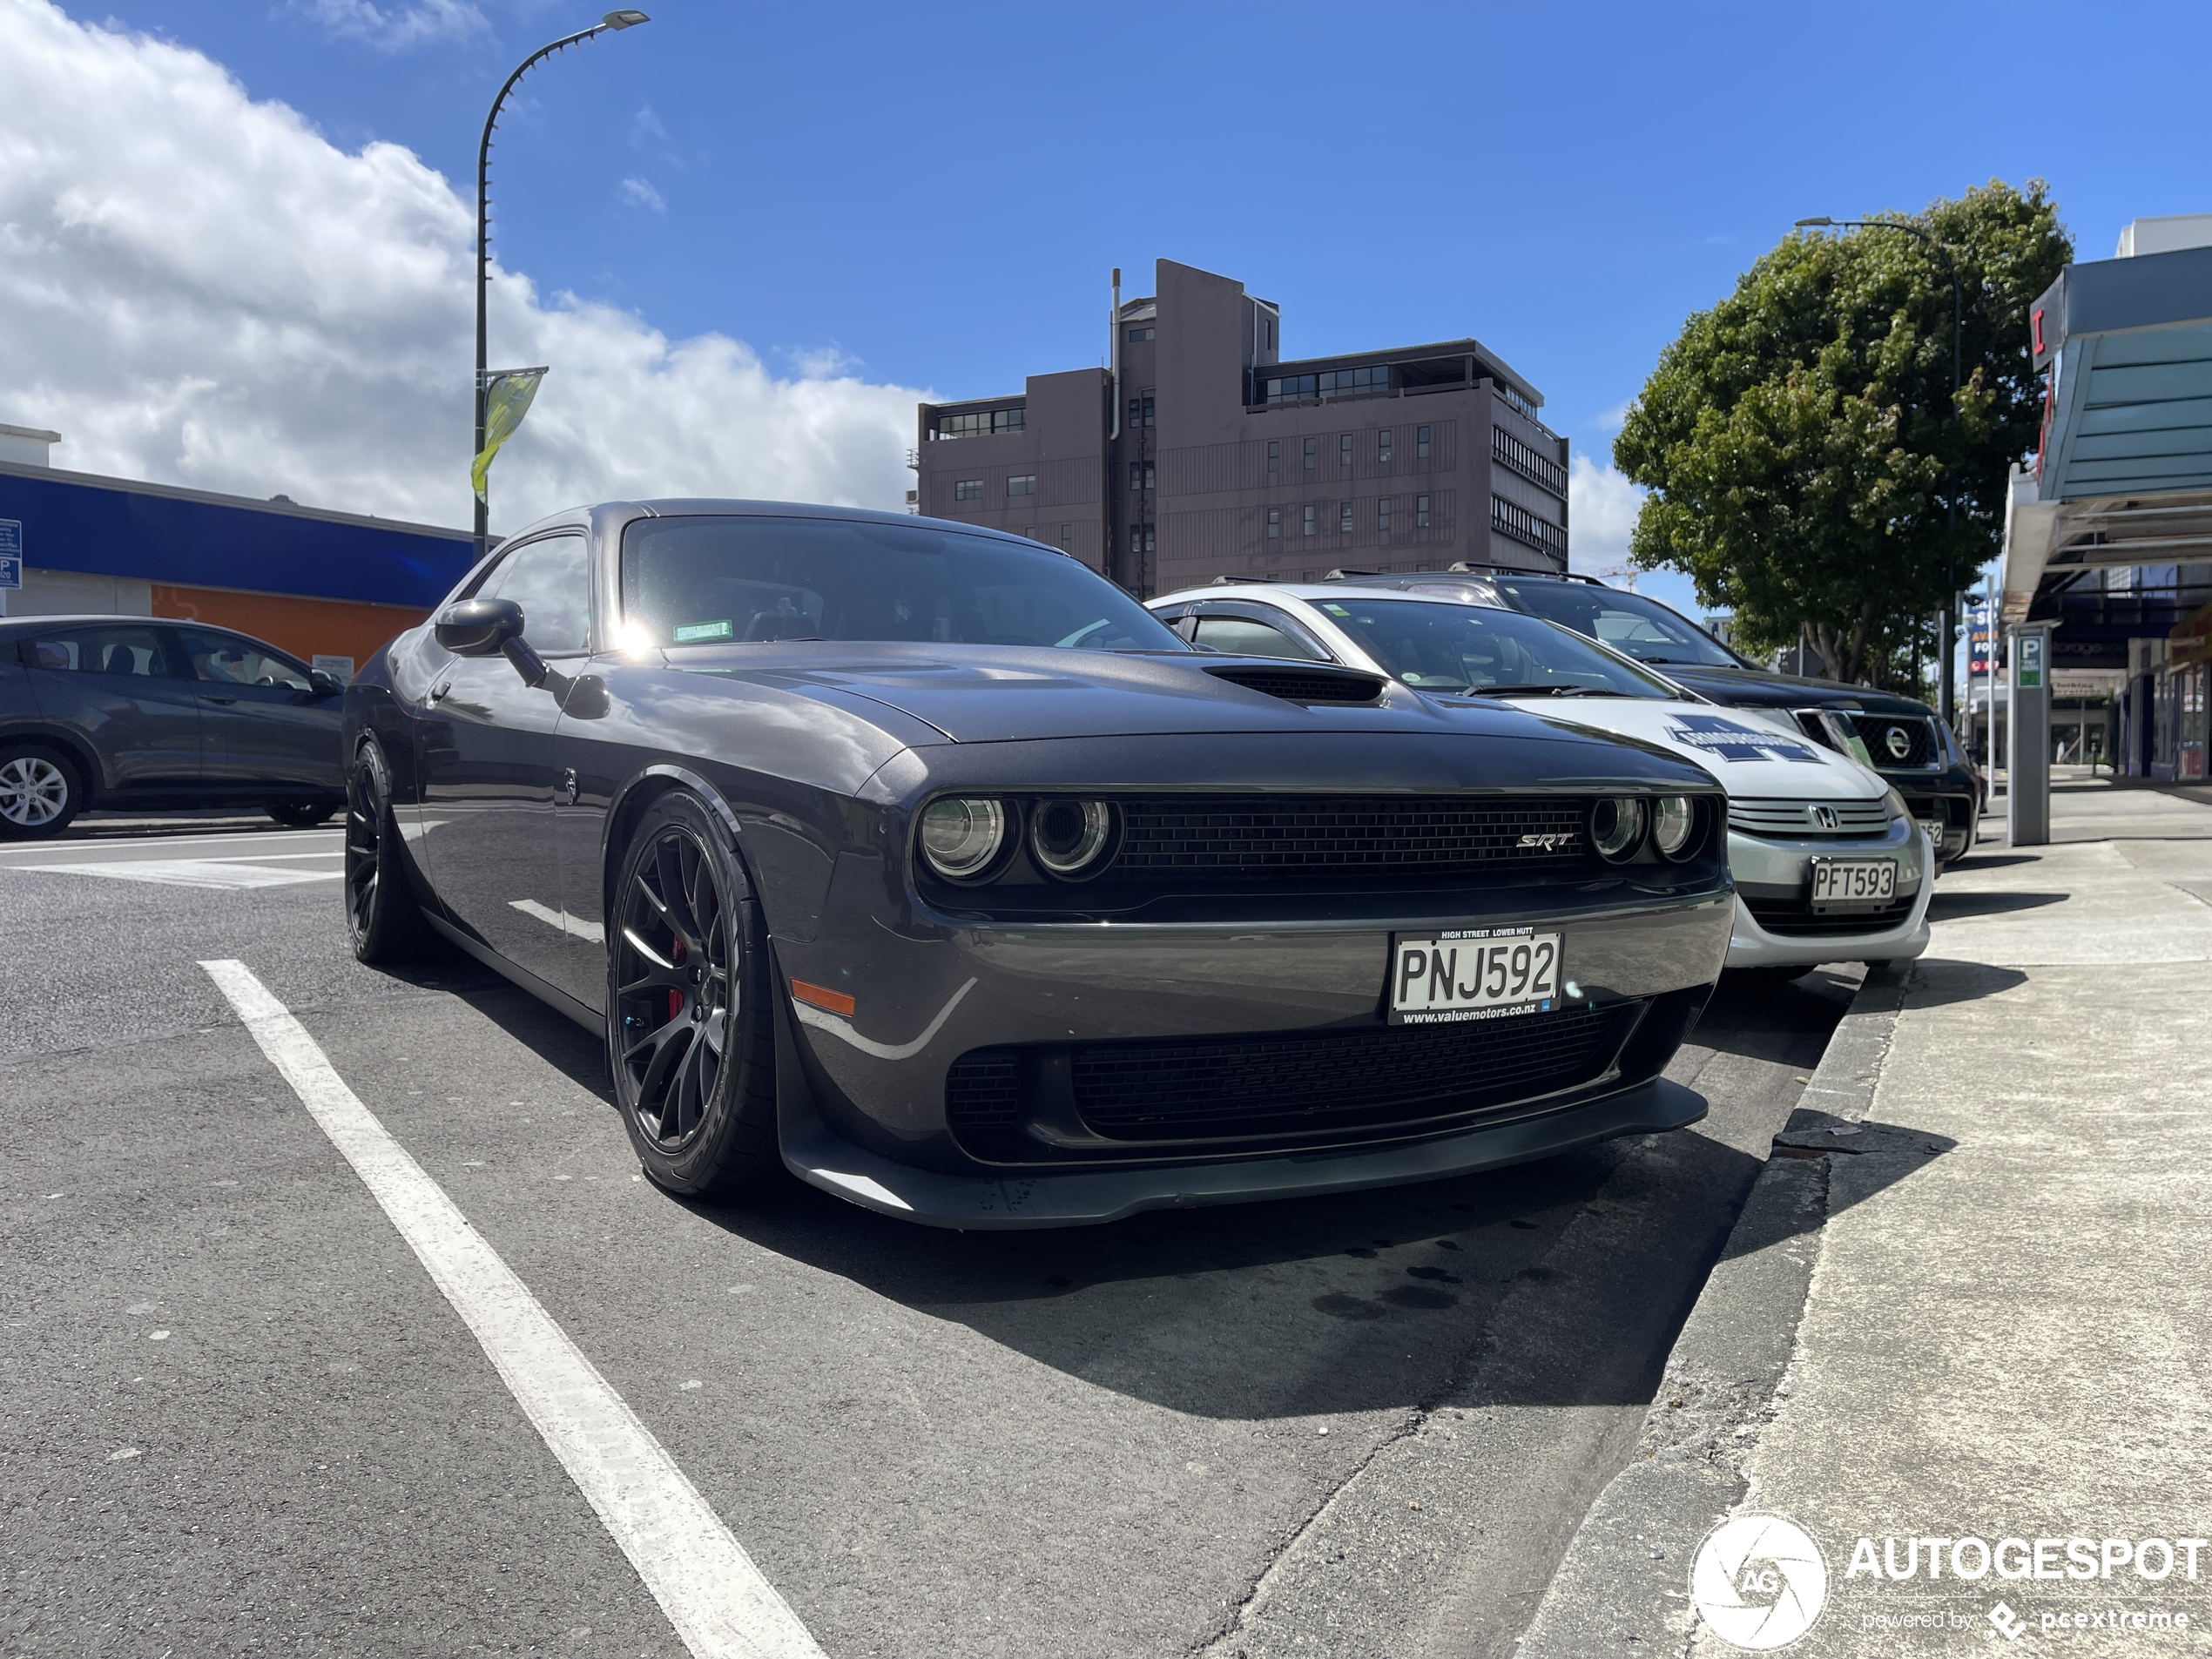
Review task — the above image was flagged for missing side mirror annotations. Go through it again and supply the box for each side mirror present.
[308,670,341,698]
[435,597,524,658]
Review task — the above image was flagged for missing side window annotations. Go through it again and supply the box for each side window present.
[483,535,591,654]
[22,624,178,678]
[173,627,314,690]
[1190,615,1327,662]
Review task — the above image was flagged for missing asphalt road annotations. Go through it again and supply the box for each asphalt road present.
[1,823,1858,1659]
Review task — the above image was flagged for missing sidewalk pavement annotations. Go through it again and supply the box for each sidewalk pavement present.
[1519,781,2212,1656]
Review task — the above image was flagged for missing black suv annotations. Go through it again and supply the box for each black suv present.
[0,614,346,839]
[1316,566,1981,866]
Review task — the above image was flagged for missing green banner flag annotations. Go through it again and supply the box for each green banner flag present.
[472,367,548,502]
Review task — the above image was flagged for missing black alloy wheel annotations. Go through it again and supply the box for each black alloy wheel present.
[0,743,84,840]
[344,741,440,962]
[609,790,779,1197]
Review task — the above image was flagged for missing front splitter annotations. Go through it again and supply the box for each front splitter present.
[779,1077,1708,1230]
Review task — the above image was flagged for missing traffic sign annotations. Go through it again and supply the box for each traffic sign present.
[0,517,20,590]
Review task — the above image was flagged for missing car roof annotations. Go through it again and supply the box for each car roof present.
[501,498,1056,553]
[1150,583,1487,609]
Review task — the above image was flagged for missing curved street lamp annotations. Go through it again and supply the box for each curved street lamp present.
[1797,215,1966,722]
[475,10,652,558]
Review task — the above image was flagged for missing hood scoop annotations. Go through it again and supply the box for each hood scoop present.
[1204,664,1386,706]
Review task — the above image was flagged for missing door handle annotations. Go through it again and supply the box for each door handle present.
[201,694,238,705]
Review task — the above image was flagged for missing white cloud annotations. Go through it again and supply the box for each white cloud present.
[618,176,665,213]
[300,0,488,52]
[1566,452,1644,577]
[0,0,927,536]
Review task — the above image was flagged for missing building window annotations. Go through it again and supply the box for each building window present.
[1267,507,1281,538]
[1493,425,1568,496]
[1378,497,1392,534]
[1303,437,1317,472]
[1260,365,1391,405]
[1415,494,1431,529]
[954,479,983,501]
[935,408,1024,440]
[1265,317,1276,350]
[1126,327,1153,343]
[1129,395,1154,428]
[1130,462,1154,491]
[1267,440,1280,475]
[1131,524,1156,554]
[1303,505,1317,536]
[1060,524,1072,550]
[1379,429,1393,463]
[1339,501,1353,536]
[1340,434,1354,468]
[1417,425,1432,460]
[1008,474,1036,496]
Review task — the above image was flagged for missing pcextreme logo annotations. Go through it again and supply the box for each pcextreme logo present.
[1691,1514,1830,1650]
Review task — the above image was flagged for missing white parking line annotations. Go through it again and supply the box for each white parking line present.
[198,960,824,1659]
[27,860,341,889]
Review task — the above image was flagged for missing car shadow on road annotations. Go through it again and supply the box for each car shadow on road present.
[1926,890,2067,921]
[435,960,1942,1420]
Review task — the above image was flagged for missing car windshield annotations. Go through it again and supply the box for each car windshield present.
[620,516,1185,652]
[1491,579,1747,669]
[1309,597,1678,698]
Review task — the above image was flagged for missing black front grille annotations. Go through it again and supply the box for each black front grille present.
[1111,794,1588,878]
[1067,1002,1636,1139]
[1204,665,1385,705]
[1744,894,1916,938]
[1857,716,1933,768]
[945,1051,1021,1127]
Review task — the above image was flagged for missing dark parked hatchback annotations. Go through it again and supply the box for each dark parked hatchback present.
[0,614,346,839]
[1321,567,1981,866]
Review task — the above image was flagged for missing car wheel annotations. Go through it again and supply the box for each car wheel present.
[268,800,338,828]
[344,740,442,962]
[0,744,84,840]
[608,789,781,1197]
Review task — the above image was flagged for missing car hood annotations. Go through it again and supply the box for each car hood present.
[1654,664,1937,718]
[1484,697,1889,799]
[680,642,1641,748]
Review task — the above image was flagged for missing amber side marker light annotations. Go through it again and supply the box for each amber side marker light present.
[791,980,857,1017]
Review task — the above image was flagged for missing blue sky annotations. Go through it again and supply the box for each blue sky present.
[42,1,2212,643]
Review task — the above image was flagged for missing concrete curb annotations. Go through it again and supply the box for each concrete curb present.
[1513,961,1912,1657]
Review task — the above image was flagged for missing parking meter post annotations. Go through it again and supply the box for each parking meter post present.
[2007,621,2053,846]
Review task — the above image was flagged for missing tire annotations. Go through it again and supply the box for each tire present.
[607,789,781,1197]
[344,740,442,962]
[268,800,338,828]
[0,743,84,840]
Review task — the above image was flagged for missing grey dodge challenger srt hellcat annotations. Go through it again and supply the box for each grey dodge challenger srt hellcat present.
[340,501,1735,1228]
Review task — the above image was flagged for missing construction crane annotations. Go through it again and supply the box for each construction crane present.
[1588,563,1639,590]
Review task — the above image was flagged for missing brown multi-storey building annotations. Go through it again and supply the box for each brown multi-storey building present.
[911,259,1568,596]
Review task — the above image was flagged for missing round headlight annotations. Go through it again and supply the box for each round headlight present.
[919,797,1007,880]
[1653,794,1699,860]
[1589,797,1647,863]
[1030,799,1115,878]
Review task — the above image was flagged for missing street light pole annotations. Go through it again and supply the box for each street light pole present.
[475,10,651,561]
[1796,216,1965,724]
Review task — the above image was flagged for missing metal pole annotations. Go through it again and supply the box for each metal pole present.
[474,13,650,562]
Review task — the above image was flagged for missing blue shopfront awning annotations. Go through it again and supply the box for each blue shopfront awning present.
[2032,244,2212,502]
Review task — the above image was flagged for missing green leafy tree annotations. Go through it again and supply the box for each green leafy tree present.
[1613,181,2071,683]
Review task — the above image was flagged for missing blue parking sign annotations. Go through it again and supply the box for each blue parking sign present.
[0,517,21,589]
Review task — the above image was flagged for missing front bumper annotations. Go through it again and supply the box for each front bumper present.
[1724,819,1933,968]
[767,871,1732,1211]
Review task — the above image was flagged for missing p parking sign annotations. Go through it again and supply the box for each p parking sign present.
[0,518,21,590]
[2016,631,2045,690]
